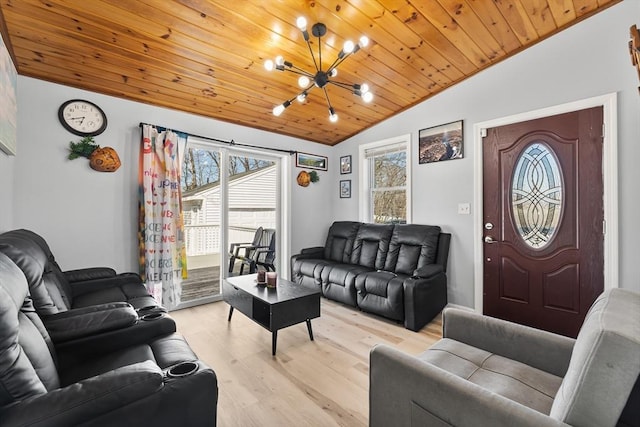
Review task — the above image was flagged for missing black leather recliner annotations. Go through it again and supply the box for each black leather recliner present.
[0,251,218,426]
[0,229,158,312]
[0,228,177,361]
[291,221,451,331]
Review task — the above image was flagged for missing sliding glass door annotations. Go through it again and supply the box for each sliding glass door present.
[227,154,276,276]
[179,138,280,307]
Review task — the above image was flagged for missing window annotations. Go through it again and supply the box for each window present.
[359,135,411,224]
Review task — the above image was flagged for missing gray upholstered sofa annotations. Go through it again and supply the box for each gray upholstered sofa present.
[369,288,640,427]
[291,221,451,331]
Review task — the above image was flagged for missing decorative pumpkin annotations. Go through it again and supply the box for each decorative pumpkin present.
[89,147,121,172]
[297,170,310,187]
[296,170,320,187]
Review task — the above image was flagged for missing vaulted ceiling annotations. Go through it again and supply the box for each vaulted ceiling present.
[0,0,620,145]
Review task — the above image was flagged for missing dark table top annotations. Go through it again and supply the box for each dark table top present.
[224,274,320,304]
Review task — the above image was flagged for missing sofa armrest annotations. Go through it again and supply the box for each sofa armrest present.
[412,264,444,279]
[43,303,139,343]
[300,246,325,256]
[290,247,326,278]
[69,273,145,297]
[403,273,447,332]
[443,308,575,377]
[64,267,117,283]
[0,361,163,427]
[370,344,569,427]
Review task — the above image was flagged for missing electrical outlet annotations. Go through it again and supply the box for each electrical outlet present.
[458,203,470,215]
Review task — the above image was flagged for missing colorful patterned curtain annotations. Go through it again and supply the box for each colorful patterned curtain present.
[138,124,187,310]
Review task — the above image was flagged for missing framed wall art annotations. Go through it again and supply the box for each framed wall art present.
[0,31,17,156]
[340,180,351,198]
[418,120,463,164]
[295,151,328,171]
[340,155,352,174]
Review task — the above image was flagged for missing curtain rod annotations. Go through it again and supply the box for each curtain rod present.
[138,122,296,155]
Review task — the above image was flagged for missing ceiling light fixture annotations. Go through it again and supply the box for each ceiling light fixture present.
[265,17,373,123]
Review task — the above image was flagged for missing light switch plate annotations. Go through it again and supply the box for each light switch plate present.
[458,203,470,215]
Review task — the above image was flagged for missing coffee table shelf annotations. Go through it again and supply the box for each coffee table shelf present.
[223,274,321,355]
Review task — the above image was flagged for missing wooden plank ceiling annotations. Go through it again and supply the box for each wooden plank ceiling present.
[0,0,619,145]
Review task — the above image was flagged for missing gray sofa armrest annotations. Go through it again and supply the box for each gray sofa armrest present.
[370,344,569,427]
[0,361,163,427]
[443,308,575,377]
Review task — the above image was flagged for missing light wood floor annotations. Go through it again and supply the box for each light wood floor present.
[170,299,443,427]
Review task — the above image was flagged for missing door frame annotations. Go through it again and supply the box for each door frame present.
[472,93,618,312]
[176,139,291,309]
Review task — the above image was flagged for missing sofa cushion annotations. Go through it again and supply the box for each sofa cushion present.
[355,271,405,321]
[0,253,53,406]
[351,224,394,269]
[323,221,361,263]
[384,224,441,275]
[549,288,640,427]
[420,338,563,415]
[320,263,372,306]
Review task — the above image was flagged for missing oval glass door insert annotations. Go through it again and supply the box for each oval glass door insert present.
[511,142,563,249]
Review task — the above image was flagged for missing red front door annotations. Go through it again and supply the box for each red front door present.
[483,107,604,338]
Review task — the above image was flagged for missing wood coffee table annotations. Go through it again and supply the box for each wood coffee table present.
[222,274,321,355]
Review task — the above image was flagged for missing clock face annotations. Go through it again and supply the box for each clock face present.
[58,99,108,137]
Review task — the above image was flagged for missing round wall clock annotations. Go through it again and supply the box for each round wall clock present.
[58,99,108,137]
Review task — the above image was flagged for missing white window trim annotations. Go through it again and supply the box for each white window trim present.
[358,134,412,224]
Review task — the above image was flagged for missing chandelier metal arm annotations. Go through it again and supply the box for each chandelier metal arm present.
[281,67,315,78]
[327,49,360,73]
[304,38,320,72]
[328,80,357,91]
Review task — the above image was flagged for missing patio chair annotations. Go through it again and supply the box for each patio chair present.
[228,227,263,274]
[236,229,276,275]
[253,230,276,272]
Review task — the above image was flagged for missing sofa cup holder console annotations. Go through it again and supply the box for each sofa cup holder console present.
[166,361,199,378]
[140,312,166,321]
[137,305,168,313]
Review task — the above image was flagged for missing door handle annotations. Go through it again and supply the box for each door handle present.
[484,236,498,244]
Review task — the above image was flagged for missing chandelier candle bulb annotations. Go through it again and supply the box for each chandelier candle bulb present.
[296,16,307,31]
[343,40,355,54]
[298,76,310,87]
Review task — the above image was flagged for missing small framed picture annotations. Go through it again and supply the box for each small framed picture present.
[340,155,352,174]
[340,180,351,198]
[419,120,463,164]
[295,152,328,171]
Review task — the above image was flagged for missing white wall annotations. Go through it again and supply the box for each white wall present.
[8,1,639,307]
[0,149,14,229]
[333,1,640,307]
[13,77,333,273]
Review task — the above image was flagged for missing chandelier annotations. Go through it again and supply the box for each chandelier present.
[264,17,373,123]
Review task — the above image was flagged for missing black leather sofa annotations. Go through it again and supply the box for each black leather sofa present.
[0,249,218,426]
[291,221,451,331]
